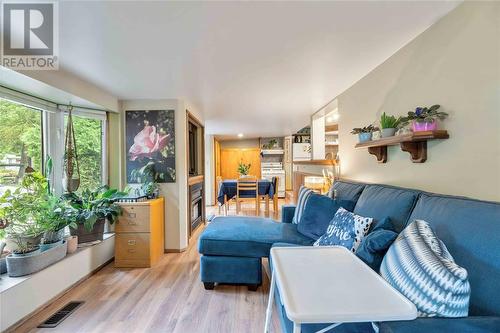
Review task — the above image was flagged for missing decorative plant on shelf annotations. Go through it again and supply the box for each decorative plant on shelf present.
[380,113,401,137]
[237,161,251,176]
[351,125,379,143]
[399,105,448,132]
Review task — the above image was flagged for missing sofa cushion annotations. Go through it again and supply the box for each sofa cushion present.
[408,193,500,316]
[297,194,356,240]
[198,216,314,258]
[381,220,470,318]
[292,186,314,224]
[356,217,398,272]
[314,207,373,252]
[379,316,500,333]
[353,184,420,232]
[332,180,366,202]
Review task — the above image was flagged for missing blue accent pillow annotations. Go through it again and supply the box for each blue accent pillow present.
[292,186,314,224]
[356,217,398,272]
[297,194,356,240]
[314,207,373,252]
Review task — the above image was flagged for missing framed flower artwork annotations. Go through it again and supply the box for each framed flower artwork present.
[125,110,176,183]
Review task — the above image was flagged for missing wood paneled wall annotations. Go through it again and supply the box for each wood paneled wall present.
[220,148,261,180]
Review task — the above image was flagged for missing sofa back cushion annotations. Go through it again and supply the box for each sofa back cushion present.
[353,184,420,232]
[408,193,500,316]
[296,193,356,240]
[332,180,365,202]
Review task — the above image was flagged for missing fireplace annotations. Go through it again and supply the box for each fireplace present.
[189,180,205,236]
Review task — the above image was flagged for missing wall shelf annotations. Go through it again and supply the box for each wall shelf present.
[354,130,449,163]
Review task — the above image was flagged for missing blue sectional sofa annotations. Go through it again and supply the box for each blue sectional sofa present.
[198,180,500,332]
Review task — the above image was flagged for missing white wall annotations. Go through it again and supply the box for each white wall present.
[219,138,260,149]
[120,99,203,251]
[1,236,114,332]
[337,2,500,202]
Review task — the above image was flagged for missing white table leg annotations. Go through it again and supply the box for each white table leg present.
[293,322,301,333]
[264,270,276,333]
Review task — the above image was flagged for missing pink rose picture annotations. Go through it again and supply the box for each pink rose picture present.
[126,110,176,183]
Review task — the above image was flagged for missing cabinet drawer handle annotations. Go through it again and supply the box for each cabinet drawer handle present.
[127,213,137,218]
[127,221,137,225]
[127,240,136,246]
[127,249,136,253]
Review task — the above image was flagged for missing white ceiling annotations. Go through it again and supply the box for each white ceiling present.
[57,1,460,137]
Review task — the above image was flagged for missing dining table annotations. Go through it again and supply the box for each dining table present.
[217,179,275,216]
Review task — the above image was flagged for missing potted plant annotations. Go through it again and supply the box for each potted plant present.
[63,186,126,244]
[39,197,77,251]
[400,105,448,132]
[351,125,379,143]
[380,112,401,137]
[129,162,159,199]
[237,162,251,177]
[0,170,49,255]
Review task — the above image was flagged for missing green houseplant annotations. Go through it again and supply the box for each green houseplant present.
[237,162,251,177]
[128,162,159,199]
[351,125,379,143]
[380,113,401,137]
[63,186,126,243]
[400,105,448,132]
[0,170,49,255]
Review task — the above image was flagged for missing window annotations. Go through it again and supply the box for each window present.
[0,98,43,196]
[64,113,107,191]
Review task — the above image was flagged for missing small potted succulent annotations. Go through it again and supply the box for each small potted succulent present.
[351,125,379,143]
[400,105,448,132]
[380,112,401,137]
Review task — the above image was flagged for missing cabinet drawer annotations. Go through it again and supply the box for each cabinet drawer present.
[116,205,150,232]
[115,233,150,261]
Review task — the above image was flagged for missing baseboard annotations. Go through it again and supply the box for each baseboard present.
[164,247,187,253]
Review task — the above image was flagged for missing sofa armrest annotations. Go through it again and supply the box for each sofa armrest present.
[281,205,296,223]
[379,316,500,333]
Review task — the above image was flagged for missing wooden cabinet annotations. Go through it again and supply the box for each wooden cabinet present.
[114,197,164,268]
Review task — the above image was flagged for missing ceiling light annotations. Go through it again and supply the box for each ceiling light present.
[326,116,333,122]
[237,133,244,138]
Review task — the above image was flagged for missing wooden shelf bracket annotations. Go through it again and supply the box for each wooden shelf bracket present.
[400,141,427,163]
[368,146,387,163]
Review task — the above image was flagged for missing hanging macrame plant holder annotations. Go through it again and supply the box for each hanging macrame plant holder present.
[62,106,81,192]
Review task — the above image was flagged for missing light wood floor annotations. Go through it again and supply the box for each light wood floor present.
[14,203,288,333]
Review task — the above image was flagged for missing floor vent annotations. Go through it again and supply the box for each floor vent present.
[37,301,84,328]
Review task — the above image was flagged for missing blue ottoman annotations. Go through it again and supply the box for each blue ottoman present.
[198,216,314,290]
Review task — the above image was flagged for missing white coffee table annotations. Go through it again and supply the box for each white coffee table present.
[264,246,417,333]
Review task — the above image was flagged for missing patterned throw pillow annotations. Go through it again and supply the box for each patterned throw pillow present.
[292,186,314,224]
[313,207,373,252]
[380,220,470,318]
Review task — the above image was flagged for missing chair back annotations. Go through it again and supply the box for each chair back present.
[237,176,258,199]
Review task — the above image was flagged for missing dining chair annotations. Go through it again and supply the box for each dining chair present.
[216,176,224,215]
[236,176,259,216]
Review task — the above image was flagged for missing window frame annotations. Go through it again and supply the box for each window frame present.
[0,93,109,195]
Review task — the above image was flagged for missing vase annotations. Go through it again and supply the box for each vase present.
[412,120,437,132]
[381,128,397,137]
[358,132,372,143]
